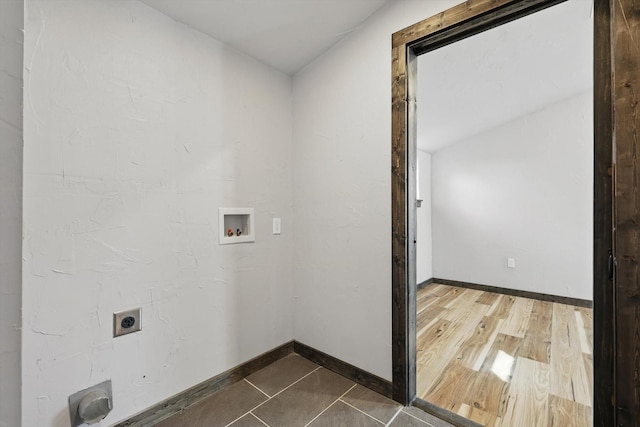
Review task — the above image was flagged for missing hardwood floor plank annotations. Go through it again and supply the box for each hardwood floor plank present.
[430,284,468,308]
[416,305,446,335]
[476,292,501,306]
[520,300,553,363]
[577,307,593,351]
[417,304,489,396]
[486,294,516,319]
[478,333,523,379]
[416,285,593,427]
[471,319,503,371]
[442,288,484,312]
[469,333,523,418]
[427,283,454,297]
[416,293,438,311]
[499,297,534,338]
[457,316,502,370]
[501,357,550,427]
[417,289,440,313]
[416,284,451,315]
[422,361,475,411]
[583,353,593,404]
[548,394,592,427]
[462,369,510,420]
[417,318,451,354]
[458,404,502,427]
[549,303,592,406]
[549,303,576,402]
[574,309,592,355]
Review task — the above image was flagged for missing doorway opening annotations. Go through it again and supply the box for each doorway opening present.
[390,0,615,426]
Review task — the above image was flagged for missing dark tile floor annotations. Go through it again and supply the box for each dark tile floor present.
[155,354,454,427]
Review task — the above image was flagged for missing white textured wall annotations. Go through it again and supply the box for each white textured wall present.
[432,92,593,300]
[417,150,432,284]
[0,1,24,426]
[22,1,294,425]
[292,0,460,381]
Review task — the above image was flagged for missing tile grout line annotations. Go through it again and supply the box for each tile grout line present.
[269,366,322,399]
[384,407,404,427]
[223,367,322,427]
[249,412,270,427]
[303,383,358,427]
[244,378,271,398]
[402,409,435,427]
[337,398,386,424]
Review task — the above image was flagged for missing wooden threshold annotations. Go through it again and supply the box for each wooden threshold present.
[430,278,593,308]
[412,397,483,427]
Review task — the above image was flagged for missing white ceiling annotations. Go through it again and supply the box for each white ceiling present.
[140,0,592,150]
[140,0,390,75]
[417,0,593,153]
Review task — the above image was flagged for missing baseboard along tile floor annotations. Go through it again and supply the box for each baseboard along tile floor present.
[154,354,453,427]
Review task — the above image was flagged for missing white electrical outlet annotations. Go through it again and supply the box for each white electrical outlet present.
[507,258,516,268]
[273,218,281,235]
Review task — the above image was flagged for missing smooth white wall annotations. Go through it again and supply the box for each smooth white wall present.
[292,0,460,381]
[22,1,294,425]
[0,1,23,426]
[417,150,432,284]
[432,92,593,300]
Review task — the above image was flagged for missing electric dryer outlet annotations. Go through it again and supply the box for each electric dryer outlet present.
[113,308,141,337]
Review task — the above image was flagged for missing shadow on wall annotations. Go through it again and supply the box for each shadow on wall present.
[0,1,23,427]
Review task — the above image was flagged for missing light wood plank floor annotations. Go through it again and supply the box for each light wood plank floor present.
[416,284,593,427]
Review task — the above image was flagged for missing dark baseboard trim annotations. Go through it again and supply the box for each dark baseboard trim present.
[432,278,593,308]
[112,341,295,427]
[416,278,434,291]
[112,340,396,426]
[293,341,393,399]
[412,398,483,427]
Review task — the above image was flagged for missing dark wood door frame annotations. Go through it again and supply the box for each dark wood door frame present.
[610,0,640,424]
[390,0,637,425]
